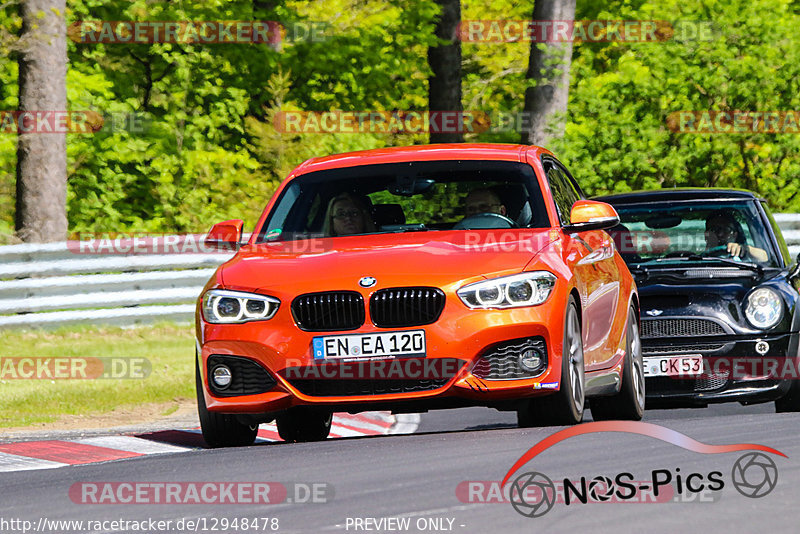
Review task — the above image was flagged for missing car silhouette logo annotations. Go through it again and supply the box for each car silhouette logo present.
[359,276,377,288]
[646,309,663,317]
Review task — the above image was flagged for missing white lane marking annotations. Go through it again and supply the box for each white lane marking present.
[327,425,365,438]
[257,421,375,439]
[0,451,68,472]
[332,415,393,433]
[364,411,395,424]
[0,411,415,472]
[389,413,421,434]
[75,436,195,454]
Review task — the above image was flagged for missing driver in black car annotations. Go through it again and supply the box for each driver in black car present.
[705,211,768,262]
[464,188,507,217]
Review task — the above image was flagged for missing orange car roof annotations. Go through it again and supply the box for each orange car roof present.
[292,144,552,176]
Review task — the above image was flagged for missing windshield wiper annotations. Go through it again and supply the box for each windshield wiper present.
[684,254,764,274]
[631,255,764,274]
[642,255,763,274]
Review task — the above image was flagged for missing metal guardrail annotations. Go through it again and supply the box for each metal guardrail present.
[775,214,800,257]
[1,218,799,329]
[0,238,233,328]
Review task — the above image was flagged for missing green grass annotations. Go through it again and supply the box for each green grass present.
[0,322,195,428]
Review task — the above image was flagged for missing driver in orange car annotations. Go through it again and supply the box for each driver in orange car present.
[323,192,377,236]
[463,188,507,217]
[704,211,767,262]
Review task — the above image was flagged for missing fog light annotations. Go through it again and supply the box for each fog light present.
[519,349,543,371]
[212,365,232,389]
[755,340,770,355]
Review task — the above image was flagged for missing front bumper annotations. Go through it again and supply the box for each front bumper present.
[196,289,573,418]
[642,332,799,407]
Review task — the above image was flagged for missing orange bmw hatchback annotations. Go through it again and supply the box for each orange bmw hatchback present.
[195,144,641,447]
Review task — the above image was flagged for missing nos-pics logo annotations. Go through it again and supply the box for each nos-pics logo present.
[503,421,783,518]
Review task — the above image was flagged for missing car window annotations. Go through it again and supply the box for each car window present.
[761,200,792,267]
[543,159,581,226]
[257,160,551,241]
[611,201,779,267]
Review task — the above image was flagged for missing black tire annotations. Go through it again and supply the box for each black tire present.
[518,297,585,427]
[776,379,800,412]
[276,408,333,442]
[590,305,645,421]
[196,359,258,448]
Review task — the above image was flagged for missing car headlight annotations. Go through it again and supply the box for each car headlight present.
[458,272,556,309]
[202,289,280,324]
[744,287,783,329]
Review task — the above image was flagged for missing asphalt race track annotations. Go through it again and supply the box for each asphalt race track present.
[1,403,796,534]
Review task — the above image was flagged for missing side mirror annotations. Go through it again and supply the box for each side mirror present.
[563,200,620,233]
[205,219,243,251]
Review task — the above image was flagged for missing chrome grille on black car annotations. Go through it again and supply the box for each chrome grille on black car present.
[641,318,726,338]
[370,287,445,328]
[291,291,365,331]
[643,343,727,355]
[646,372,729,393]
[695,370,730,392]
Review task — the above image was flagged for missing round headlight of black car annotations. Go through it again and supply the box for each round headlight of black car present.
[745,287,783,329]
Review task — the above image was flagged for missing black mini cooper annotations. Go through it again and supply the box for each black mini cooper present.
[598,189,800,411]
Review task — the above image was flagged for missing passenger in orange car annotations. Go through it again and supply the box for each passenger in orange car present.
[322,193,377,236]
[463,188,507,217]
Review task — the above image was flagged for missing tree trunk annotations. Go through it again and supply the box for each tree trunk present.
[427,0,462,144]
[15,0,68,243]
[522,0,576,147]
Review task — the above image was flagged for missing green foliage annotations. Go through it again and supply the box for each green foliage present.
[4,0,800,240]
[65,0,272,233]
[461,0,532,143]
[0,6,20,239]
[547,0,800,210]
[2,0,441,235]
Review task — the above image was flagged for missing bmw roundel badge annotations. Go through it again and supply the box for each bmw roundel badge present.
[359,276,377,288]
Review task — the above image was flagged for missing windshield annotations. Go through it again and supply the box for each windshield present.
[610,200,779,268]
[256,160,550,242]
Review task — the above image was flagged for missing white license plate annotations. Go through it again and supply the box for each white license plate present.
[644,355,703,377]
[312,330,426,360]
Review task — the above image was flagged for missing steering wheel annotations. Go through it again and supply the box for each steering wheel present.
[705,245,732,257]
[452,212,519,230]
